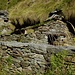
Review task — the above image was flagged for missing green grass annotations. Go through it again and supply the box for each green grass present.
[0,0,75,27]
[44,51,75,75]
[0,56,13,75]
[8,0,75,27]
[0,0,23,10]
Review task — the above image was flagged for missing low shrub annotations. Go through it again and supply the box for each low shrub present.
[44,51,75,75]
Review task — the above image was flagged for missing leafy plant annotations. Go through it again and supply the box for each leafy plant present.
[44,51,75,75]
[73,38,75,41]
[63,0,73,4]
[6,56,13,66]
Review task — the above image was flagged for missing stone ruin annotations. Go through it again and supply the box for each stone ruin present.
[36,20,72,46]
[0,9,74,46]
[34,10,72,45]
[0,9,75,75]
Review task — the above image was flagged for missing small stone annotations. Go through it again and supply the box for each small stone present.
[17,67,22,72]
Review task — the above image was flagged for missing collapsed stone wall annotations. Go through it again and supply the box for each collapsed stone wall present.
[0,20,74,46]
[0,9,75,75]
[0,9,74,46]
[0,41,75,75]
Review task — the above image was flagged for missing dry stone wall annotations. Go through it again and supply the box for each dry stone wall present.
[0,10,75,74]
[0,41,75,75]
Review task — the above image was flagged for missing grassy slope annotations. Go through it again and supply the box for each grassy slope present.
[0,0,23,10]
[0,0,7,9]
[9,0,75,26]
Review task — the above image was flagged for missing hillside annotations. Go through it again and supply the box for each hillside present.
[0,0,22,10]
[8,0,75,27]
[0,0,75,75]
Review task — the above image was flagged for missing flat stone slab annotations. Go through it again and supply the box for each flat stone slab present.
[0,41,75,53]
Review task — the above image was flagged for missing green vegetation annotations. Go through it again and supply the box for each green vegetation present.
[0,55,24,75]
[73,38,75,41]
[0,0,7,10]
[44,51,75,75]
[0,51,75,75]
[6,56,13,66]
[0,0,75,75]
[8,0,75,27]
[1,0,75,27]
[0,56,13,75]
[0,0,75,28]
[0,0,22,10]
[63,0,73,4]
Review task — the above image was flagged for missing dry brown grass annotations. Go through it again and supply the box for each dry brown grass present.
[9,0,75,27]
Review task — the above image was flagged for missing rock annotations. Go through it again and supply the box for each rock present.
[0,41,75,74]
[0,10,14,36]
[0,10,8,22]
[0,19,74,45]
[1,28,7,35]
[0,9,75,75]
[49,9,62,17]
[17,67,22,72]
[45,9,64,22]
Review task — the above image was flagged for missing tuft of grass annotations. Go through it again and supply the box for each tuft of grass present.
[0,0,23,10]
[6,56,13,66]
[44,51,75,75]
[63,0,73,4]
